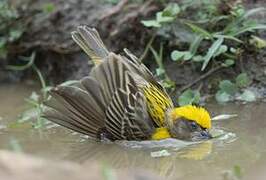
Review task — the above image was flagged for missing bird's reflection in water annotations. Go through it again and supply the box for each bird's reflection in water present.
[65,139,213,178]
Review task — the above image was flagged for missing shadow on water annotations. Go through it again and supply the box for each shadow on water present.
[1,84,266,179]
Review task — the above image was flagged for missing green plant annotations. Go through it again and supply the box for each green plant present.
[0,0,24,58]
[104,0,119,5]
[7,52,49,128]
[215,73,255,103]
[141,3,180,28]
[141,0,265,103]
[170,5,266,71]
[149,43,175,90]
[42,2,56,13]
[142,1,266,70]
[178,89,201,106]
[249,35,266,49]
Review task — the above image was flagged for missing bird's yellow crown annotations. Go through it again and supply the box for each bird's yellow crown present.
[170,105,211,129]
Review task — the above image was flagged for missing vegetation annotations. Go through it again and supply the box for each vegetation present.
[1,1,57,128]
[141,0,266,104]
[215,72,255,103]
[0,0,24,59]
[7,52,49,128]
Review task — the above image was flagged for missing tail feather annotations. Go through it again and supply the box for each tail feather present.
[72,25,109,65]
[43,82,106,138]
[44,109,97,137]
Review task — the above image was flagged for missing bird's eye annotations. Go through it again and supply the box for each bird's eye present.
[191,122,197,130]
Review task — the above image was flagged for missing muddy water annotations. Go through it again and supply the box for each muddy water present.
[0,84,266,180]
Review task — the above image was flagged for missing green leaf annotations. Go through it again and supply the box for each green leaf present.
[223,8,266,35]
[244,7,266,19]
[249,35,266,49]
[171,50,185,61]
[42,3,56,13]
[184,22,213,39]
[230,47,237,53]
[141,20,161,28]
[192,55,204,62]
[222,59,235,67]
[219,80,238,95]
[236,73,251,88]
[189,35,203,56]
[229,24,266,36]
[237,90,256,102]
[156,12,175,23]
[213,45,228,57]
[105,0,119,4]
[213,34,243,44]
[178,89,200,106]
[9,29,23,42]
[183,52,193,61]
[162,79,175,89]
[156,68,165,76]
[201,37,224,71]
[171,51,192,61]
[150,45,164,70]
[215,90,231,103]
[162,3,180,17]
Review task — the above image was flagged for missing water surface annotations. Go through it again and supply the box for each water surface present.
[0,84,266,179]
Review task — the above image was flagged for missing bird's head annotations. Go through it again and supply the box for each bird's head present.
[166,105,212,141]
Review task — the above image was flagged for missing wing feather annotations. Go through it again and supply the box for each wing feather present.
[46,90,99,130]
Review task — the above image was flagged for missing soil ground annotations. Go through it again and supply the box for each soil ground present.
[1,0,266,100]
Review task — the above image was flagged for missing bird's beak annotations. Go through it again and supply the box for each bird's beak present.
[201,129,212,139]
[192,129,212,141]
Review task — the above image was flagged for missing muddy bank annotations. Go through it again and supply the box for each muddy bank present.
[1,0,159,84]
[1,0,266,99]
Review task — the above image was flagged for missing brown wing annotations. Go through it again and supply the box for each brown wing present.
[123,48,171,100]
[91,54,156,140]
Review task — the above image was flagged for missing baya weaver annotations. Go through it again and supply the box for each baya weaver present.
[44,25,212,141]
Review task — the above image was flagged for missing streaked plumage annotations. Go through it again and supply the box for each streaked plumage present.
[43,25,212,141]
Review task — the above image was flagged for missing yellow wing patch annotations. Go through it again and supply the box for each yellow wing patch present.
[143,84,173,126]
[171,105,211,129]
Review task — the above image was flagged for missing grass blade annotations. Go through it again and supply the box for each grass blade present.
[229,24,266,36]
[213,34,243,43]
[189,35,203,55]
[201,37,224,71]
[184,22,213,39]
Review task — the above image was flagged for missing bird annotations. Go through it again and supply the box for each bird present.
[43,25,212,141]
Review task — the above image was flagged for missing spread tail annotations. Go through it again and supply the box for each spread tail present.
[71,25,109,65]
[43,77,107,139]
